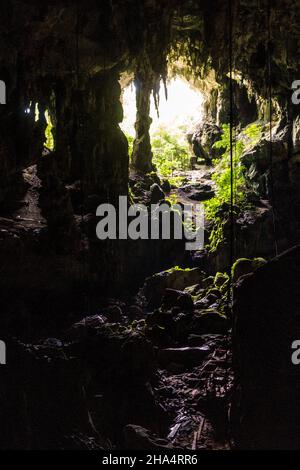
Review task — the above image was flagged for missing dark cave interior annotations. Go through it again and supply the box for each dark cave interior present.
[1,0,300,450]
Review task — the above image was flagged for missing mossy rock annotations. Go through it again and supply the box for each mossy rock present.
[232,258,252,281]
[161,179,171,194]
[232,257,267,282]
[253,257,267,269]
[214,272,229,288]
[141,267,205,308]
[162,288,194,311]
[207,287,222,299]
[146,171,161,186]
[193,309,228,334]
[184,284,202,296]
[202,276,215,289]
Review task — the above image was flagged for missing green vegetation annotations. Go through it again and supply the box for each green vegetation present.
[151,125,190,186]
[165,193,178,206]
[44,110,54,151]
[167,265,192,273]
[128,185,135,204]
[214,271,229,289]
[205,122,262,252]
[127,134,134,157]
[126,125,191,186]
[243,122,263,149]
[34,103,39,122]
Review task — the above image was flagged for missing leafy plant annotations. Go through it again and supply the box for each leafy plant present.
[44,110,54,151]
[126,134,134,157]
[151,125,190,185]
[205,122,262,251]
[243,122,262,148]
[165,193,178,206]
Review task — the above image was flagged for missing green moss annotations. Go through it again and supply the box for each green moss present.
[231,257,266,282]
[205,122,263,252]
[202,276,215,289]
[44,109,54,151]
[253,257,267,269]
[214,272,229,288]
[231,258,250,277]
[207,287,221,298]
[207,217,227,252]
[167,266,192,273]
[231,257,251,272]
[165,193,178,206]
[126,134,134,159]
[129,319,146,332]
[232,257,266,276]
[128,185,135,204]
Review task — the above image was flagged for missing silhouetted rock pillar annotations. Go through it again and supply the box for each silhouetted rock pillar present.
[84,72,129,205]
[131,72,154,174]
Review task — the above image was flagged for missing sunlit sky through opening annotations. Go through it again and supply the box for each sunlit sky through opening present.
[120,78,204,138]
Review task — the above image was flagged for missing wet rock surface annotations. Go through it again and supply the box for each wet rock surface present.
[178,183,215,202]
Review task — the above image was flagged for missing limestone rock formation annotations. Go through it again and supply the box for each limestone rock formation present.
[233,245,300,449]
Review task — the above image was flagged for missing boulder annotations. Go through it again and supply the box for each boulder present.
[232,257,267,282]
[184,284,202,296]
[232,245,300,449]
[127,305,144,320]
[194,309,227,334]
[158,346,211,368]
[124,424,172,450]
[214,272,229,289]
[187,333,224,347]
[68,314,107,340]
[146,309,175,329]
[162,288,194,311]
[189,121,222,164]
[150,183,165,204]
[161,179,171,194]
[241,129,289,198]
[68,325,155,384]
[140,267,204,309]
[179,183,215,201]
[104,305,123,322]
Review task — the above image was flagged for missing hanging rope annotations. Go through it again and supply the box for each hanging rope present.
[75,2,91,321]
[228,0,235,301]
[224,0,235,406]
[266,0,279,257]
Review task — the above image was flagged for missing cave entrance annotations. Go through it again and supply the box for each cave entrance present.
[24,102,55,152]
[121,77,205,184]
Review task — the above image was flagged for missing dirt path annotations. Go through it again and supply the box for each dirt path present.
[155,336,233,449]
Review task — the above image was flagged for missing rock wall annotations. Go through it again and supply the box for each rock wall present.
[232,245,300,448]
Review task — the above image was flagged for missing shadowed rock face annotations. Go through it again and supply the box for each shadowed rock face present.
[0,0,300,451]
[233,245,300,449]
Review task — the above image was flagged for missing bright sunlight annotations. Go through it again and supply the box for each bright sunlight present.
[120,77,204,138]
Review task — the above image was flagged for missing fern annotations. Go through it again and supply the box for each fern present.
[205,122,262,251]
[151,125,190,184]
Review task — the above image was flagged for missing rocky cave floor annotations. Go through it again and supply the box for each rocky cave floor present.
[0,164,234,450]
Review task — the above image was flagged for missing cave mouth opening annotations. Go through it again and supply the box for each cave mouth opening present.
[24,102,55,152]
[121,77,205,183]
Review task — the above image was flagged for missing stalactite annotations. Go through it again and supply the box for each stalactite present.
[131,66,155,173]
